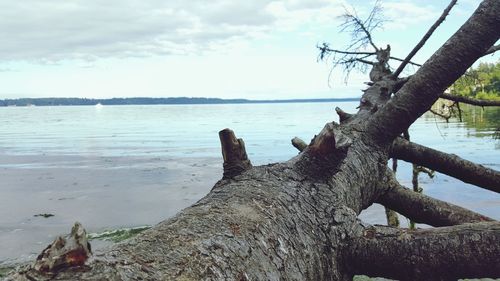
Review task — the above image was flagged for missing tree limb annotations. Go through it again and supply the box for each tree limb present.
[484,44,500,56]
[344,222,500,280]
[391,138,500,193]
[377,173,493,227]
[318,45,375,57]
[339,8,380,51]
[389,56,422,67]
[367,0,500,144]
[440,93,500,106]
[291,137,307,152]
[392,0,458,78]
[219,129,252,179]
[354,58,375,65]
[429,108,451,121]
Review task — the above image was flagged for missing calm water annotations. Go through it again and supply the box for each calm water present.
[0,102,498,265]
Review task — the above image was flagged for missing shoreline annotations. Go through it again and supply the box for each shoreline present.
[0,153,222,265]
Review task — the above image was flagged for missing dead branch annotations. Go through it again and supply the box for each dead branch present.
[318,1,387,81]
[377,173,493,227]
[429,108,451,122]
[291,137,307,152]
[392,0,458,78]
[367,1,500,144]
[389,56,422,67]
[440,93,500,106]
[344,222,500,280]
[339,1,383,51]
[391,138,500,193]
[317,46,375,58]
[484,44,500,56]
[219,129,252,179]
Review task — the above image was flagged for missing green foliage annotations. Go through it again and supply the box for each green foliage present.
[451,60,500,100]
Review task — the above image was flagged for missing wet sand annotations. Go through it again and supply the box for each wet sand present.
[0,154,222,265]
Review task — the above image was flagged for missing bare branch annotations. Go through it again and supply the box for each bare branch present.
[429,108,451,121]
[340,13,379,51]
[354,58,375,65]
[440,93,500,106]
[415,165,434,178]
[377,173,493,227]
[318,45,375,57]
[291,137,307,152]
[484,44,500,56]
[389,56,422,67]
[367,0,500,144]
[392,0,458,78]
[391,138,500,193]
[344,222,500,280]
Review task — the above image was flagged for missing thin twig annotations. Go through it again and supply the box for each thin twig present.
[355,58,375,65]
[318,45,375,56]
[430,109,451,122]
[389,56,422,67]
[349,15,379,50]
[392,0,458,78]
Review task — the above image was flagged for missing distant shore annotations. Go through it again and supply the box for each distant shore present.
[0,97,359,107]
[0,97,359,106]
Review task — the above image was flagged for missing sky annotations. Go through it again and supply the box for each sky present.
[0,0,498,100]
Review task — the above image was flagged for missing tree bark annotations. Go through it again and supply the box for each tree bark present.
[344,222,500,280]
[5,1,500,280]
[376,172,493,226]
[391,138,500,193]
[219,128,252,179]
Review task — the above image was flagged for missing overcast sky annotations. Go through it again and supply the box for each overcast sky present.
[0,0,497,100]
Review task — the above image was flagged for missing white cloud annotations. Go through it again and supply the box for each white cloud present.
[0,0,346,62]
[381,1,439,30]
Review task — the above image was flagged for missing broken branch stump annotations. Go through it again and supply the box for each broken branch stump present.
[219,128,252,179]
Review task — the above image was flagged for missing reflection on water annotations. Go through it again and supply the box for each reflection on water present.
[0,102,498,265]
[427,101,499,144]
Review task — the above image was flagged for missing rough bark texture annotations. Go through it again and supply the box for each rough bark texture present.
[345,222,500,280]
[6,1,500,280]
[391,138,500,193]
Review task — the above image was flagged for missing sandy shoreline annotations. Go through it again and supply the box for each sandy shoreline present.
[0,154,222,265]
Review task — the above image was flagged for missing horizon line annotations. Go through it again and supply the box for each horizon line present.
[1,96,361,107]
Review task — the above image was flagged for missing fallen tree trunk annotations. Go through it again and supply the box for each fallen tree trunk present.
[6,0,500,280]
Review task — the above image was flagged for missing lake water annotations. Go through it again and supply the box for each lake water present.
[0,102,499,265]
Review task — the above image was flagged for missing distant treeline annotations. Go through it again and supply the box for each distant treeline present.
[452,61,500,100]
[0,97,358,107]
